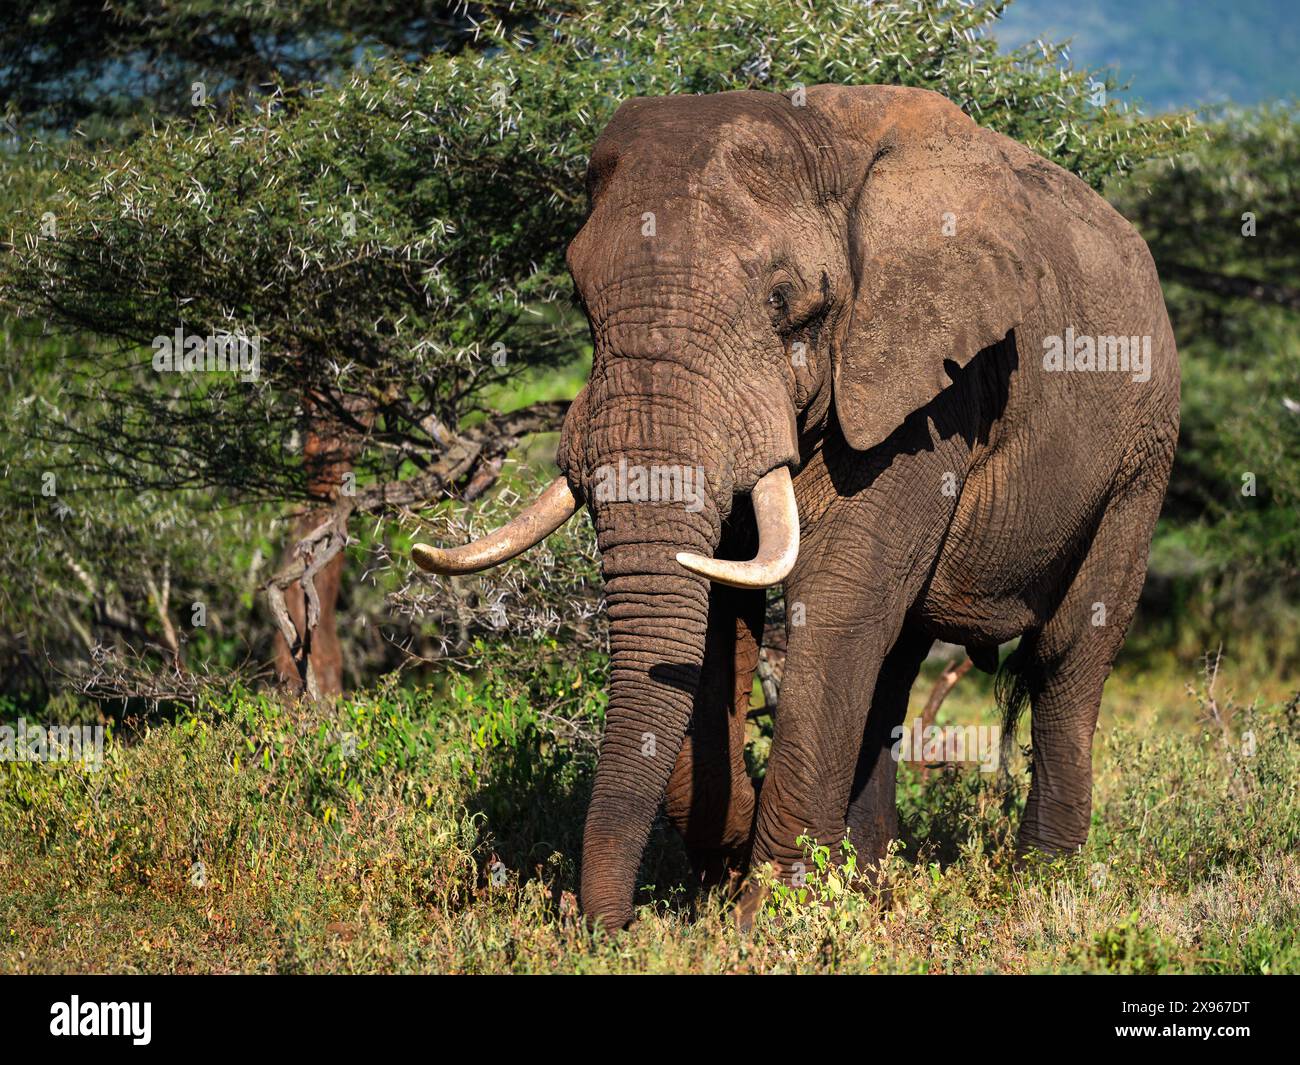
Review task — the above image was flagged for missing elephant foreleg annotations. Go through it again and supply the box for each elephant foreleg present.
[844,627,932,865]
[748,610,905,886]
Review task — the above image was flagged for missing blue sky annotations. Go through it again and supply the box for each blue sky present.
[992,0,1300,111]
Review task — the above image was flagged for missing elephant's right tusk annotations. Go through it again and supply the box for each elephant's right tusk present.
[676,465,799,588]
[412,475,578,575]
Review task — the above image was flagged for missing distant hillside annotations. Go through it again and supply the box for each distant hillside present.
[992,0,1300,111]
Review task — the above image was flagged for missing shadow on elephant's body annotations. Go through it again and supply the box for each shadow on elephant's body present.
[820,333,1018,501]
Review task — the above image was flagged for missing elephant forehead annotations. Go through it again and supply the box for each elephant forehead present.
[593,91,840,205]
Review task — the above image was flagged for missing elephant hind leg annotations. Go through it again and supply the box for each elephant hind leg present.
[845,628,932,865]
[663,584,765,888]
[1014,482,1166,856]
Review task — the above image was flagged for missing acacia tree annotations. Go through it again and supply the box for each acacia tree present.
[3,66,585,695]
[2,0,1191,698]
[0,0,555,137]
[1,0,569,702]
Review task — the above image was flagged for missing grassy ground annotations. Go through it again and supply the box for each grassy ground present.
[1,653,1297,974]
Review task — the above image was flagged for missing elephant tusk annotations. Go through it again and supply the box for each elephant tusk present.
[676,465,799,588]
[412,475,578,575]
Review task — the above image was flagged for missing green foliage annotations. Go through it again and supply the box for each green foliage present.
[0,319,283,705]
[1081,911,1179,975]
[1113,105,1300,668]
[3,0,1191,500]
[0,0,536,139]
[1118,106,1300,569]
[1118,104,1300,315]
[1090,707,1300,882]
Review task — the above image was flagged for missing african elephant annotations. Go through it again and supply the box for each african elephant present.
[413,84,1180,931]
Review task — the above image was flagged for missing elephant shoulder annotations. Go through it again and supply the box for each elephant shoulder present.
[988,133,1163,302]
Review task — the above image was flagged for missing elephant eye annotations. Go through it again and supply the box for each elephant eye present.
[767,284,792,316]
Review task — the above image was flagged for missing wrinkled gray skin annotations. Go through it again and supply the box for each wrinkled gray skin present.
[552,85,1179,929]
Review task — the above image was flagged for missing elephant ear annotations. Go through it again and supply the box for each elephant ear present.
[829,88,1046,452]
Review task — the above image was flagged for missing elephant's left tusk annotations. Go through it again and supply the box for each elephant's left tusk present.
[676,465,799,589]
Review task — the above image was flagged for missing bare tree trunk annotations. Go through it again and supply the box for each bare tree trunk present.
[272,512,347,696]
[272,402,359,699]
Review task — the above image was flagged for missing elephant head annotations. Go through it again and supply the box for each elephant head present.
[413,85,1049,928]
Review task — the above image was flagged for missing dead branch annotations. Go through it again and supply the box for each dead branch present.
[143,560,183,668]
[918,655,974,779]
[265,503,353,701]
[921,655,974,732]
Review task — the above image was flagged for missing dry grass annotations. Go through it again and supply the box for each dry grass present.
[1,657,1296,974]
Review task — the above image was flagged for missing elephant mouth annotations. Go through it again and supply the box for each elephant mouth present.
[411,465,800,589]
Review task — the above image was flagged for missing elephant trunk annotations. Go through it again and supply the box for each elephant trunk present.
[578,476,718,929]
